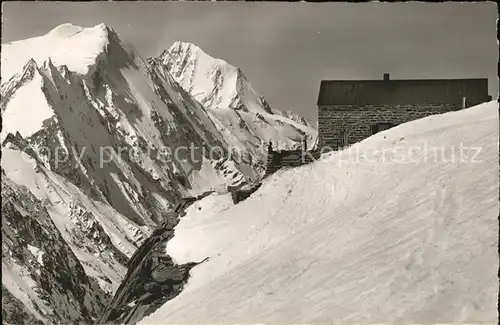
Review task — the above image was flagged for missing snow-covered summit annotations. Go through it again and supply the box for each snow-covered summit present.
[158,41,317,166]
[46,23,86,37]
[162,41,275,115]
[1,23,112,81]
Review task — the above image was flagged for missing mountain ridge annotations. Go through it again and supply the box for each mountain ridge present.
[1,22,316,324]
[158,40,317,165]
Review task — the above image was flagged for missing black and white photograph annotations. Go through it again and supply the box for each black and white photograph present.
[1,1,499,324]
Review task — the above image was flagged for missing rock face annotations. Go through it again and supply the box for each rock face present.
[1,176,109,324]
[229,182,263,204]
[2,286,45,325]
[97,198,206,325]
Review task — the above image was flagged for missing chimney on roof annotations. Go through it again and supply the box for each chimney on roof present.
[383,73,390,81]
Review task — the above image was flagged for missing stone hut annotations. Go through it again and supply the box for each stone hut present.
[263,73,490,176]
[317,73,490,151]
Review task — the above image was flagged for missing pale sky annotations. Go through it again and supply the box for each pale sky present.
[2,2,498,121]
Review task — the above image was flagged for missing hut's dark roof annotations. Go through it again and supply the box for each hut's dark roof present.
[317,77,489,106]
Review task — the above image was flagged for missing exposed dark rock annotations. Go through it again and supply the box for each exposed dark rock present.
[2,177,109,324]
[96,192,213,325]
[229,182,262,204]
[2,286,45,325]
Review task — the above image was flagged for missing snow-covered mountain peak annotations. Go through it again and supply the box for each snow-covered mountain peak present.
[161,41,274,115]
[166,41,228,69]
[46,23,85,38]
[167,41,248,86]
[1,58,38,92]
[46,22,111,37]
[1,23,111,81]
[157,40,316,157]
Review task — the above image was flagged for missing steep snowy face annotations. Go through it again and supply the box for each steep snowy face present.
[159,41,317,168]
[1,23,264,323]
[0,61,55,140]
[142,101,499,324]
[1,24,250,225]
[163,41,274,115]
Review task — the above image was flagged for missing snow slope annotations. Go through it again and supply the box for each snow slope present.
[141,101,499,324]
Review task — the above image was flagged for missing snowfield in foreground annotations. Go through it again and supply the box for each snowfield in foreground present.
[141,101,499,324]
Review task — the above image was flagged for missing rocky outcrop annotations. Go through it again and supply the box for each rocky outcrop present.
[282,110,315,128]
[2,286,45,325]
[229,182,262,204]
[97,195,210,325]
[1,176,109,324]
